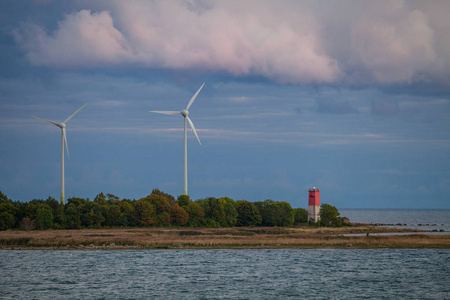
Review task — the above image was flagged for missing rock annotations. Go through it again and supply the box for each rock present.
[317,230,324,234]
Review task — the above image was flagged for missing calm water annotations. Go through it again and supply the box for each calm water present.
[340,209,450,231]
[1,249,449,299]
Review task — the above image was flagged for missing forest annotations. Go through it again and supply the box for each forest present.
[0,189,343,231]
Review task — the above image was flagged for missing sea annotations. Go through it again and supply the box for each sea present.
[0,209,449,299]
[340,209,450,232]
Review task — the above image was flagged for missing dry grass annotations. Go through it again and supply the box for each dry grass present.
[0,227,448,249]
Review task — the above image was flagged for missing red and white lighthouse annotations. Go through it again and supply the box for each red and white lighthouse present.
[308,187,320,222]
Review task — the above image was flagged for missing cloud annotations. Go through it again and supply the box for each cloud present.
[349,4,436,84]
[12,0,450,85]
[11,1,340,84]
[13,10,131,68]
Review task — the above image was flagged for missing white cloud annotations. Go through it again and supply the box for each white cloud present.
[350,6,436,83]
[12,0,450,85]
[14,10,132,68]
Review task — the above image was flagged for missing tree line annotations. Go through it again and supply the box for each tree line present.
[0,189,344,230]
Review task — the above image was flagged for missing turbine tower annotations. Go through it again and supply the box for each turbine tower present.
[30,103,87,205]
[150,83,205,196]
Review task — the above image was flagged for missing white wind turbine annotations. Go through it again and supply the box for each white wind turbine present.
[30,103,87,205]
[150,83,205,196]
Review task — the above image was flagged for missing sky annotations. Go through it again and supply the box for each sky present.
[0,0,449,209]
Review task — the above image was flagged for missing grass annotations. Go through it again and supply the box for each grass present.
[0,227,448,250]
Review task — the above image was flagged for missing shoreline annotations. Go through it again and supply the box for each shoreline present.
[1,226,449,250]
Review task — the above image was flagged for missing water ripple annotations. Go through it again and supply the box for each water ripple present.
[0,249,449,299]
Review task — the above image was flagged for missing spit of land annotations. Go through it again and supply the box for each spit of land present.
[1,226,449,250]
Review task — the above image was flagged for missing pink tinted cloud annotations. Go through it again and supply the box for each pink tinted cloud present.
[13,0,450,85]
[14,10,132,68]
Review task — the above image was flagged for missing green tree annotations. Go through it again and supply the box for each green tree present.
[17,202,37,224]
[89,203,105,228]
[170,203,189,226]
[151,189,176,204]
[141,194,172,226]
[293,208,308,224]
[94,192,107,205]
[236,200,262,227]
[66,197,87,208]
[64,203,81,229]
[219,197,238,227]
[106,193,120,203]
[254,200,294,227]
[0,212,15,230]
[157,212,171,227]
[35,205,54,229]
[104,204,122,227]
[177,195,191,207]
[149,195,171,215]
[184,202,205,227]
[254,199,278,226]
[198,197,225,227]
[119,200,134,227]
[133,200,155,227]
[0,190,10,204]
[45,197,60,217]
[276,201,294,227]
[0,201,17,229]
[140,193,175,227]
[319,203,342,227]
[54,211,66,229]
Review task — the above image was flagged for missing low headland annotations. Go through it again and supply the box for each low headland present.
[1,225,449,250]
[1,190,448,249]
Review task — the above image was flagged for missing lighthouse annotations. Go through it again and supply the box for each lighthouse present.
[308,187,320,222]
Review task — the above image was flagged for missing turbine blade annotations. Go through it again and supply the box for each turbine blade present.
[30,115,60,127]
[63,103,87,124]
[186,116,201,145]
[63,127,69,158]
[149,111,180,115]
[186,82,205,110]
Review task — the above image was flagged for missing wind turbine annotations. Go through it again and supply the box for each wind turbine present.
[150,83,205,196]
[30,103,87,205]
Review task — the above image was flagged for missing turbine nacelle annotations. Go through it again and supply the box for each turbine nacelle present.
[181,109,189,117]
